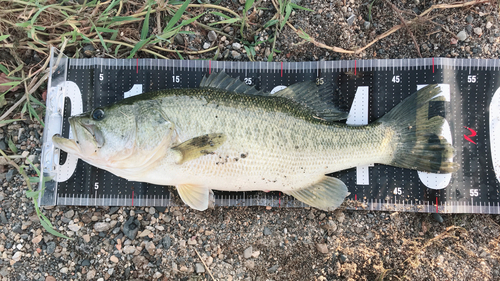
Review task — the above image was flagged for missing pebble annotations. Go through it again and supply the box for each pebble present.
[32,235,42,244]
[162,235,171,249]
[93,222,111,232]
[45,276,56,281]
[474,27,483,36]
[203,42,211,49]
[146,242,156,255]
[268,264,279,273]
[68,224,80,232]
[486,22,492,29]
[11,251,22,262]
[243,246,252,259]
[174,34,185,45]
[148,207,155,215]
[81,259,90,266]
[195,263,205,273]
[337,212,345,223]
[82,234,91,243]
[457,30,468,41]
[123,245,136,255]
[466,15,473,24]
[138,229,151,238]
[0,211,7,224]
[87,269,96,280]
[60,267,68,274]
[6,169,15,182]
[347,15,355,26]
[110,255,119,263]
[433,213,444,223]
[122,217,140,240]
[206,256,213,267]
[263,227,271,236]
[0,140,6,150]
[208,30,217,42]
[46,242,56,254]
[153,272,162,279]
[231,50,241,60]
[232,42,241,50]
[316,243,329,254]
[363,21,370,30]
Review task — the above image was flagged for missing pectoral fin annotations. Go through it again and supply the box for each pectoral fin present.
[286,177,349,211]
[171,133,226,164]
[176,184,210,211]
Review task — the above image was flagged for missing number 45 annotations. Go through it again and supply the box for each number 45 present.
[393,187,402,195]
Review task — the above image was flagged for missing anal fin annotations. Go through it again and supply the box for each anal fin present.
[176,184,210,211]
[286,177,348,211]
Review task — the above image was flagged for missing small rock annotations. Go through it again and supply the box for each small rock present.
[268,264,279,273]
[6,169,15,182]
[457,30,468,41]
[82,234,91,243]
[153,272,162,279]
[93,222,111,232]
[180,266,188,272]
[162,235,171,249]
[195,263,205,273]
[123,217,140,240]
[46,242,56,254]
[316,243,329,254]
[466,15,473,24]
[339,254,347,262]
[87,269,96,280]
[263,227,271,236]
[206,256,213,267]
[110,255,119,263]
[245,260,255,269]
[11,251,23,262]
[251,250,260,258]
[231,50,241,60]
[363,21,370,30]
[0,211,7,224]
[162,215,172,223]
[138,229,151,238]
[187,237,197,245]
[232,42,241,50]
[108,268,114,276]
[347,15,355,26]
[466,24,473,34]
[486,22,493,29]
[0,141,6,151]
[146,242,156,255]
[433,213,443,223]
[68,224,80,232]
[203,42,211,49]
[81,259,90,267]
[474,27,483,36]
[45,276,56,281]
[174,34,185,45]
[60,267,68,274]
[318,213,326,220]
[32,235,42,244]
[307,212,315,220]
[337,212,345,223]
[208,30,217,42]
[123,245,136,255]
[243,246,252,259]
[64,210,74,218]
[148,207,155,215]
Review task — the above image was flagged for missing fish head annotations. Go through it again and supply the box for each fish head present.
[53,100,174,171]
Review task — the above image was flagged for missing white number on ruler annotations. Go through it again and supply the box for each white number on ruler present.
[99,73,104,81]
[347,86,372,185]
[393,187,402,195]
[244,78,252,85]
[467,75,477,83]
[316,77,324,85]
[172,75,180,83]
[94,182,99,190]
[392,75,401,83]
[470,189,479,197]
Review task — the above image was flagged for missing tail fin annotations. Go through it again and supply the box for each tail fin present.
[379,84,457,173]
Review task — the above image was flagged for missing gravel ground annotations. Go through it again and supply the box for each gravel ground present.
[1,0,500,280]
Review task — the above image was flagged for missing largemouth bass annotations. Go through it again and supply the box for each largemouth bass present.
[53,72,456,211]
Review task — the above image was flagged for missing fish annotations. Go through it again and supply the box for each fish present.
[52,71,457,211]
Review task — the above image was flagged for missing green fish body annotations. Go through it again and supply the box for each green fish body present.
[53,72,456,211]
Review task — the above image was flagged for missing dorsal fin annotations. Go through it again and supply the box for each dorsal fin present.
[273,81,348,121]
[199,71,347,121]
[199,71,266,96]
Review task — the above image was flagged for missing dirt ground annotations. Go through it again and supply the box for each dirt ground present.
[1,0,500,280]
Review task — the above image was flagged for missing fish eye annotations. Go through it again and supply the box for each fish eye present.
[92,108,105,121]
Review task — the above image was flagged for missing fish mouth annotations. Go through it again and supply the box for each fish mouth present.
[52,117,104,155]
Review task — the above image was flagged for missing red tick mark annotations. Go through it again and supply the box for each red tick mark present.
[432,57,435,73]
[355,194,357,201]
[464,126,477,144]
[132,190,134,206]
[354,60,357,76]
[436,197,438,213]
[280,62,283,77]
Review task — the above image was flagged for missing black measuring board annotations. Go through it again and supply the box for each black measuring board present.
[39,57,500,214]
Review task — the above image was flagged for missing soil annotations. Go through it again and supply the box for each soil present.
[0,0,500,280]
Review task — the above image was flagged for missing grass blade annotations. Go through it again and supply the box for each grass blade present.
[164,0,190,33]
[0,35,10,42]
[210,11,231,20]
[244,0,255,13]
[40,219,72,239]
[8,137,17,154]
[27,102,44,127]
[127,38,152,58]
[208,17,240,26]
[141,5,152,40]
[289,3,314,12]
[0,64,8,75]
